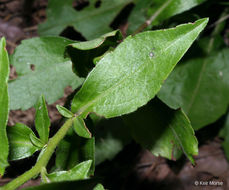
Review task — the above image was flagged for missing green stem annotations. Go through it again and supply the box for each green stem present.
[1,118,74,190]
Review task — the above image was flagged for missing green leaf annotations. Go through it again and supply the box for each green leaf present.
[66,30,122,77]
[93,184,105,190]
[124,99,198,164]
[55,129,95,175]
[38,0,131,40]
[35,95,50,143]
[73,117,91,139]
[44,160,92,183]
[158,49,229,129]
[0,37,10,176]
[24,179,101,190]
[128,0,207,33]
[71,18,208,118]
[30,133,45,148]
[93,47,115,65]
[9,37,84,110]
[56,105,74,118]
[7,123,40,161]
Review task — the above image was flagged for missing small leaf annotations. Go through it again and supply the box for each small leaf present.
[38,0,131,39]
[0,37,10,175]
[71,18,208,118]
[9,37,83,110]
[56,105,74,118]
[35,95,50,143]
[30,133,45,148]
[93,184,105,190]
[124,99,198,164]
[73,117,92,139]
[7,123,40,161]
[66,30,122,77]
[44,160,92,183]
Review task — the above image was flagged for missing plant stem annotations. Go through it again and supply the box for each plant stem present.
[132,0,172,35]
[208,8,228,53]
[1,118,74,190]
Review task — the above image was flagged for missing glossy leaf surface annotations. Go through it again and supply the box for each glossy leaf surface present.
[38,0,131,40]
[0,37,9,175]
[124,99,198,164]
[9,37,83,110]
[35,95,50,143]
[29,133,45,148]
[158,49,229,129]
[56,105,74,118]
[71,18,208,118]
[73,117,92,139]
[45,160,92,182]
[7,123,40,161]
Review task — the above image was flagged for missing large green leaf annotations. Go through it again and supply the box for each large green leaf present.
[7,123,40,161]
[71,18,208,118]
[0,37,9,176]
[128,0,207,33]
[35,95,50,143]
[158,49,229,129]
[38,0,131,40]
[66,30,122,77]
[44,160,92,183]
[124,99,198,164]
[9,37,83,110]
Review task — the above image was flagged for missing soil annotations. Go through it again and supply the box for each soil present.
[1,1,229,190]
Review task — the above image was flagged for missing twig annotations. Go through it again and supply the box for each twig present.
[6,40,16,49]
[23,25,38,32]
[132,0,172,35]
[208,14,229,29]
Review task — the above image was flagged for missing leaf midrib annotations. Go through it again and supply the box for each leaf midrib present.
[186,37,215,114]
[76,22,205,116]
